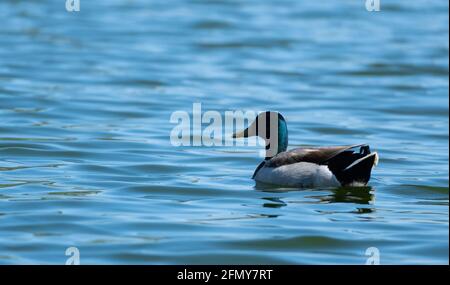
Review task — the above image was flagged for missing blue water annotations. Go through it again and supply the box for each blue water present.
[0,0,448,264]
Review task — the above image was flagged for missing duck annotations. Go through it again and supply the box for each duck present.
[232,111,378,187]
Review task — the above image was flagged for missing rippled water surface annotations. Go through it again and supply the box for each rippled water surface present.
[0,0,448,264]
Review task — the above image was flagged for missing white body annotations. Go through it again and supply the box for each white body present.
[253,162,341,187]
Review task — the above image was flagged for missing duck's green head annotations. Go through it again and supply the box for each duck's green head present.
[232,111,288,159]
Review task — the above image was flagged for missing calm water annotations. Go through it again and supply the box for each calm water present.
[0,0,448,264]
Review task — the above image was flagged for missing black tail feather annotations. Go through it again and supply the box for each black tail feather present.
[327,145,377,186]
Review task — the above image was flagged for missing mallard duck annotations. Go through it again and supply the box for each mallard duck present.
[232,111,378,187]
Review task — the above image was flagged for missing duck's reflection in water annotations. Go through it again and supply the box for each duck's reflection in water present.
[255,183,375,213]
[312,186,375,205]
[261,197,288,209]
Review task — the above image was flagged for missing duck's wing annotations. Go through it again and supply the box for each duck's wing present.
[265,144,368,168]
